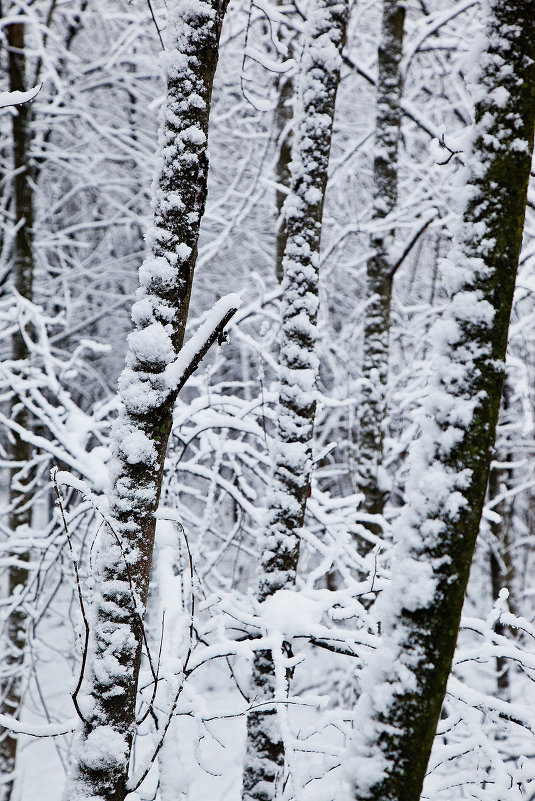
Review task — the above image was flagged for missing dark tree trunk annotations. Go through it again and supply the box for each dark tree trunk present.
[355,0,405,529]
[274,70,293,284]
[0,12,35,800]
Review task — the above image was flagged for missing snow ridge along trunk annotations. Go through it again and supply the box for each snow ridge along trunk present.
[241,2,349,800]
[350,3,535,801]
[62,2,227,799]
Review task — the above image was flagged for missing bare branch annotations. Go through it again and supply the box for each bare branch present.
[128,522,196,793]
[174,306,239,395]
[52,470,90,725]
[389,214,436,278]
[146,0,165,50]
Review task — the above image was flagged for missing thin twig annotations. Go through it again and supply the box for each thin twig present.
[225,655,250,702]
[435,132,464,166]
[146,0,165,50]
[52,471,90,725]
[389,215,436,278]
[34,0,58,85]
[128,521,195,793]
[53,477,160,692]
[308,638,361,658]
[180,523,196,675]
[137,611,166,727]
[240,0,264,112]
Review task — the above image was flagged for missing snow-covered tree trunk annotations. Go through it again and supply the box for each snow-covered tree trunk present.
[350,4,535,801]
[488,464,514,698]
[488,382,515,699]
[242,3,349,800]
[0,12,35,799]
[62,4,229,800]
[355,0,405,526]
[274,70,293,284]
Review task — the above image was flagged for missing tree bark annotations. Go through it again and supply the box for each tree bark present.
[274,63,294,285]
[274,73,293,285]
[242,2,349,800]
[0,11,35,800]
[62,3,228,799]
[355,0,405,528]
[350,3,535,800]
[488,381,515,700]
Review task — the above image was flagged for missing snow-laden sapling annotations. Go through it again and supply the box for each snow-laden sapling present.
[241,1,349,799]
[61,3,236,800]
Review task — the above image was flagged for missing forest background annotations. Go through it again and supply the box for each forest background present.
[0,1,534,800]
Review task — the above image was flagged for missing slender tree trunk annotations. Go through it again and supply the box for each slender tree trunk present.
[488,382,515,699]
[355,0,405,526]
[62,3,228,799]
[271,1,297,285]
[488,467,513,698]
[351,4,535,801]
[274,69,293,284]
[242,2,349,800]
[0,11,34,799]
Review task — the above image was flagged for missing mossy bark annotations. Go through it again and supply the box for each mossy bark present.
[352,3,535,800]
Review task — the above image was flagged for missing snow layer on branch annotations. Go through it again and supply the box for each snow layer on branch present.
[116,425,157,466]
[81,726,129,771]
[127,322,175,367]
[0,713,77,737]
[0,84,41,108]
[164,293,242,390]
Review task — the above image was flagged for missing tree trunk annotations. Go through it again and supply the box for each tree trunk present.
[0,10,34,800]
[62,3,228,799]
[355,0,405,527]
[274,69,293,284]
[350,3,535,800]
[488,381,515,700]
[488,467,513,698]
[242,2,349,800]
